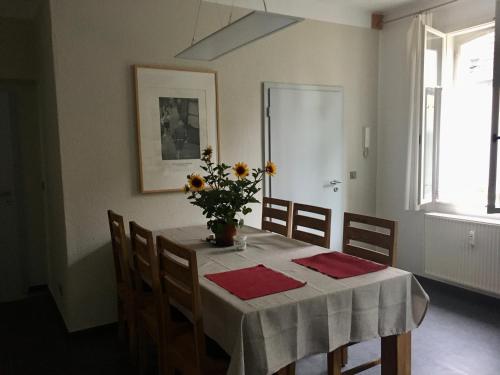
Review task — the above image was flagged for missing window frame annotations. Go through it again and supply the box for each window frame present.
[419,25,445,207]
[419,22,498,217]
[488,12,500,214]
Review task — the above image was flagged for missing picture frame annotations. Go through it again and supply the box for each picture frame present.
[134,65,220,193]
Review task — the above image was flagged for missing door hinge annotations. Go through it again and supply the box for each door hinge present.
[266,106,271,118]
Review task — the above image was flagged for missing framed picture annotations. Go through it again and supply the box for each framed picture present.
[134,65,219,193]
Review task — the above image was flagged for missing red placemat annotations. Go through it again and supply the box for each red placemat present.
[205,265,306,300]
[293,251,387,279]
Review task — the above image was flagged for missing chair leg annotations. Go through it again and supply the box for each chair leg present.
[327,348,342,375]
[117,301,127,340]
[158,338,167,375]
[164,364,175,375]
[158,353,165,375]
[127,305,138,364]
[137,322,148,375]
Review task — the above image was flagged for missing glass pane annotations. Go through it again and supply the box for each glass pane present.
[425,30,443,87]
[421,88,435,202]
[439,27,494,213]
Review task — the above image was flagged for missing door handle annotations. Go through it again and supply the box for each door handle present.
[329,180,342,186]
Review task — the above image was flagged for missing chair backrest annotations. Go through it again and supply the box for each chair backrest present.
[107,210,132,289]
[156,235,205,373]
[342,212,398,266]
[261,197,293,237]
[129,221,157,302]
[292,203,332,248]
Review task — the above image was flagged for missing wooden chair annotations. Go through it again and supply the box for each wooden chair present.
[291,203,332,248]
[261,197,293,237]
[129,221,164,374]
[156,235,228,375]
[271,202,331,375]
[328,212,398,375]
[107,210,136,355]
[342,212,398,266]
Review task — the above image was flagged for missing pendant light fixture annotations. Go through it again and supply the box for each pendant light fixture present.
[176,0,303,61]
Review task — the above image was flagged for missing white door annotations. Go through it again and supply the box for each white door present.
[264,83,344,249]
[0,91,24,301]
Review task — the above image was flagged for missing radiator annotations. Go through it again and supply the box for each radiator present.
[424,213,500,296]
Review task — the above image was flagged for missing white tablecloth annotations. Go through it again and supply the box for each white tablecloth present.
[157,226,429,375]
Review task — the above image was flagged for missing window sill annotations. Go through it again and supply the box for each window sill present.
[425,212,500,227]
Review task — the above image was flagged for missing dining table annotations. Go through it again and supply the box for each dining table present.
[156,225,429,375]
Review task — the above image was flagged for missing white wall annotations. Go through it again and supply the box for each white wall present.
[429,0,495,32]
[35,0,68,320]
[47,0,380,331]
[376,1,496,275]
[384,0,495,32]
[203,0,374,28]
[376,17,425,274]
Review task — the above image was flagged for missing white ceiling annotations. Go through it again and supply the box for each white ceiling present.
[203,0,451,28]
[0,0,40,19]
[0,0,485,27]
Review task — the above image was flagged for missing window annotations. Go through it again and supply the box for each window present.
[419,22,496,216]
[488,18,500,213]
[420,26,444,204]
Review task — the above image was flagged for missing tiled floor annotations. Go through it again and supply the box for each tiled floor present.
[0,290,133,375]
[299,278,500,375]
[0,277,499,374]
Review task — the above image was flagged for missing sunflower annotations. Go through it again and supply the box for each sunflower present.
[265,161,277,176]
[188,174,205,192]
[202,146,213,161]
[233,162,250,179]
[183,184,190,194]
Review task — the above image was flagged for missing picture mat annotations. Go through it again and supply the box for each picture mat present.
[136,67,218,192]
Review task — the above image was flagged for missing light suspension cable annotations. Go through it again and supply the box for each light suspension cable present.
[228,0,235,24]
[191,0,202,45]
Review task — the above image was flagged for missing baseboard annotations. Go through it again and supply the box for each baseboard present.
[415,274,500,306]
[47,284,71,334]
[67,322,118,337]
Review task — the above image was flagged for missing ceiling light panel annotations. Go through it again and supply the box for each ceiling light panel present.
[176,11,303,61]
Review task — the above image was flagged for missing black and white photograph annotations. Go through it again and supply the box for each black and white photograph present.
[159,97,200,160]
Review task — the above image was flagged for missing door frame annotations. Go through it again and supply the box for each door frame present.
[0,80,48,293]
[262,81,345,198]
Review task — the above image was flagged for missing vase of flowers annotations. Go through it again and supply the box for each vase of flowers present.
[184,146,277,246]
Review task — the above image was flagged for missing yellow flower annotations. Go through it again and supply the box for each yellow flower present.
[188,174,205,192]
[202,146,213,160]
[265,161,277,176]
[183,184,190,193]
[233,162,250,179]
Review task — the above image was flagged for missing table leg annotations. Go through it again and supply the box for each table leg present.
[341,345,348,367]
[327,348,342,375]
[381,332,411,375]
[274,363,296,375]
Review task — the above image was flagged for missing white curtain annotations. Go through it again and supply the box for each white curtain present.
[404,13,432,211]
